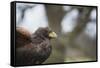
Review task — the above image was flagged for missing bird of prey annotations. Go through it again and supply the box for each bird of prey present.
[16,27,57,66]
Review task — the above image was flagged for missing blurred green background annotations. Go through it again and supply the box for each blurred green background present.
[16,3,97,64]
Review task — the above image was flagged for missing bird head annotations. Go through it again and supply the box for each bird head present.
[34,27,57,39]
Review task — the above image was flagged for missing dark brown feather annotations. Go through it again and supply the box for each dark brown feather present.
[16,27,32,48]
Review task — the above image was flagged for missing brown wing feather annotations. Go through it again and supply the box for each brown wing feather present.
[16,27,32,48]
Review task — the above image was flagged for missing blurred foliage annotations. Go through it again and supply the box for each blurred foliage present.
[44,5,96,63]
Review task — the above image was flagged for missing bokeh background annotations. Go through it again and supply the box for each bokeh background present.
[16,3,97,64]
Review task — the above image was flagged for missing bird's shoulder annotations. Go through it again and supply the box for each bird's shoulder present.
[16,27,32,48]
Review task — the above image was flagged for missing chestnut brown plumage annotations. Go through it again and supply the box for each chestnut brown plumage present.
[16,27,57,66]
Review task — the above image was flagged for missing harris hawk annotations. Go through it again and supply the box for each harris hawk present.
[16,27,57,66]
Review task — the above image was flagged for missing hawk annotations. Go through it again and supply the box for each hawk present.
[16,27,57,66]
